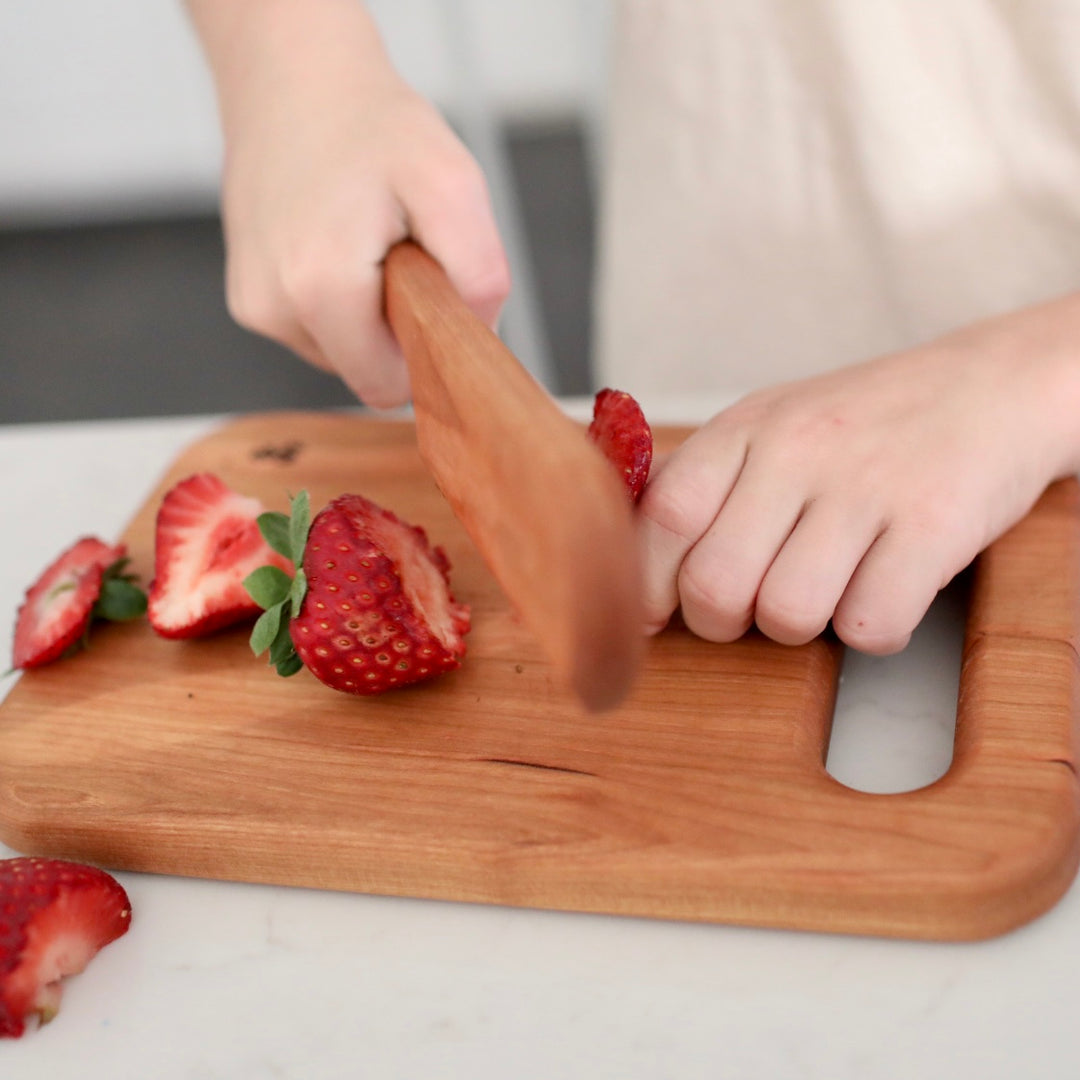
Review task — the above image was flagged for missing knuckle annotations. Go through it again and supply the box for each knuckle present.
[225,269,277,337]
[639,585,679,636]
[754,589,831,646]
[278,226,382,327]
[438,152,490,209]
[677,556,756,638]
[342,367,410,411]
[467,252,512,310]
[450,249,511,319]
[899,491,953,540]
[278,247,336,325]
[639,479,710,548]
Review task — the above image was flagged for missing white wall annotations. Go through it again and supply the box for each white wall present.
[0,0,609,225]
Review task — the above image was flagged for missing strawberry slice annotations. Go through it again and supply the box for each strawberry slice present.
[243,491,470,695]
[148,473,294,638]
[588,388,653,503]
[12,537,135,669]
[0,857,131,1038]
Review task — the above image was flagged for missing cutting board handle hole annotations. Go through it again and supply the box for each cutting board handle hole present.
[824,576,969,794]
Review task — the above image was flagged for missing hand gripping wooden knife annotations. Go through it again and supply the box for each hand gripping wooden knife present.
[383,241,643,711]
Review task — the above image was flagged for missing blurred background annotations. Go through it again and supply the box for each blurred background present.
[0,0,611,424]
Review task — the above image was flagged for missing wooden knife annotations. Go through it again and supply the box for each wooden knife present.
[383,240,643,712]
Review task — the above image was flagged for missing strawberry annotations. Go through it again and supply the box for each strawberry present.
[0,857,131,1038]
[244,491,470,694]
[147,472,294,638]
[12,537,146,669]
[588,387,653,503]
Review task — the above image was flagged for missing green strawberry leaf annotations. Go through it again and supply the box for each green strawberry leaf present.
[250,603,283,657]
[289,566,308,619]
[93,576,148,622]
[103,556,140,584]
[243,565,293,610]
[243,489,314,678]
[275,652,305,678]
[257,511,293,561]
[288,490,312,571]
[268,615,294,664]
[267,612,302,677]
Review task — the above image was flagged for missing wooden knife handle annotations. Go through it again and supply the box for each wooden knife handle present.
[384,240,643,711]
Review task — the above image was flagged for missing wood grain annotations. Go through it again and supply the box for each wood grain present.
[0,412,1077,941]
[383,241,642,711]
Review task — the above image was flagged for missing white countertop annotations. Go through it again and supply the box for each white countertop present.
[2,402,1078,1079]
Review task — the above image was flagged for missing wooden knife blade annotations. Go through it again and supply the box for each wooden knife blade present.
[383,240,643,711]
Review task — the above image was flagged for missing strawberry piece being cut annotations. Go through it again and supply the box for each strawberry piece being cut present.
[0,857,131,1038]
[12,537,135,669]
[244,491,470,695]
[588,387,654,503]
[148,472,294,638]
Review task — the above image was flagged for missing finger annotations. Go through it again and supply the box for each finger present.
[676,462,805,643]
[310,270,412,408]
[396,137,511,330]
[281,216,414,410]
[832,523,962,655]
[754,499,884,646]
[227,261,357,387]
[635,425,748,634]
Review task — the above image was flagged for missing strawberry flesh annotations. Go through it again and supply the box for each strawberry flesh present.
[291,494,470,694]
[148,472,293,638]
[588,388,653,503]
[0,857,131,1038]
[12,537,126,668]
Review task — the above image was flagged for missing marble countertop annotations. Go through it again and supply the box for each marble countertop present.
[2,402,1078,1079]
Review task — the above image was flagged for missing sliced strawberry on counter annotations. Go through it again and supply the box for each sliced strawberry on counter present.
[147,472,294,639]
[243,490,470,695]
[588,387,653,503]
[12,537,145,669]
[0,857,131,1038]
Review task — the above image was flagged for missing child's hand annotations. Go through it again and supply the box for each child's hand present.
[637,296,1080,654]
[188,0,509,408]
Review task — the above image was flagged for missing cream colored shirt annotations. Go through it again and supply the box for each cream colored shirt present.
[594,0,1080,397]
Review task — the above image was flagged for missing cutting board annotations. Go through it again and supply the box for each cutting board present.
[1,411,1078,941]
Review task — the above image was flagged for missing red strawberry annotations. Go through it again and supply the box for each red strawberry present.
[0,857,131,1038]
[148,472,293,638]
[588,388,653,503]
[12,537,140,669]
[244,491,470,694]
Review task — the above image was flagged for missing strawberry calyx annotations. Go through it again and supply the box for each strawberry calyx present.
[92,557,149,625]
[243,490,311,677]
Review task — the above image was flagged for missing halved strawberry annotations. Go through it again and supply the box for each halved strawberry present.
[588,388,653,503]
[12,537,144,669]
[243,491,470,694]
[147,472,294,638]
[0,857,131,1038]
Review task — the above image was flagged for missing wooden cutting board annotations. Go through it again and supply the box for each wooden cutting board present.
[1,411,1078,941]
